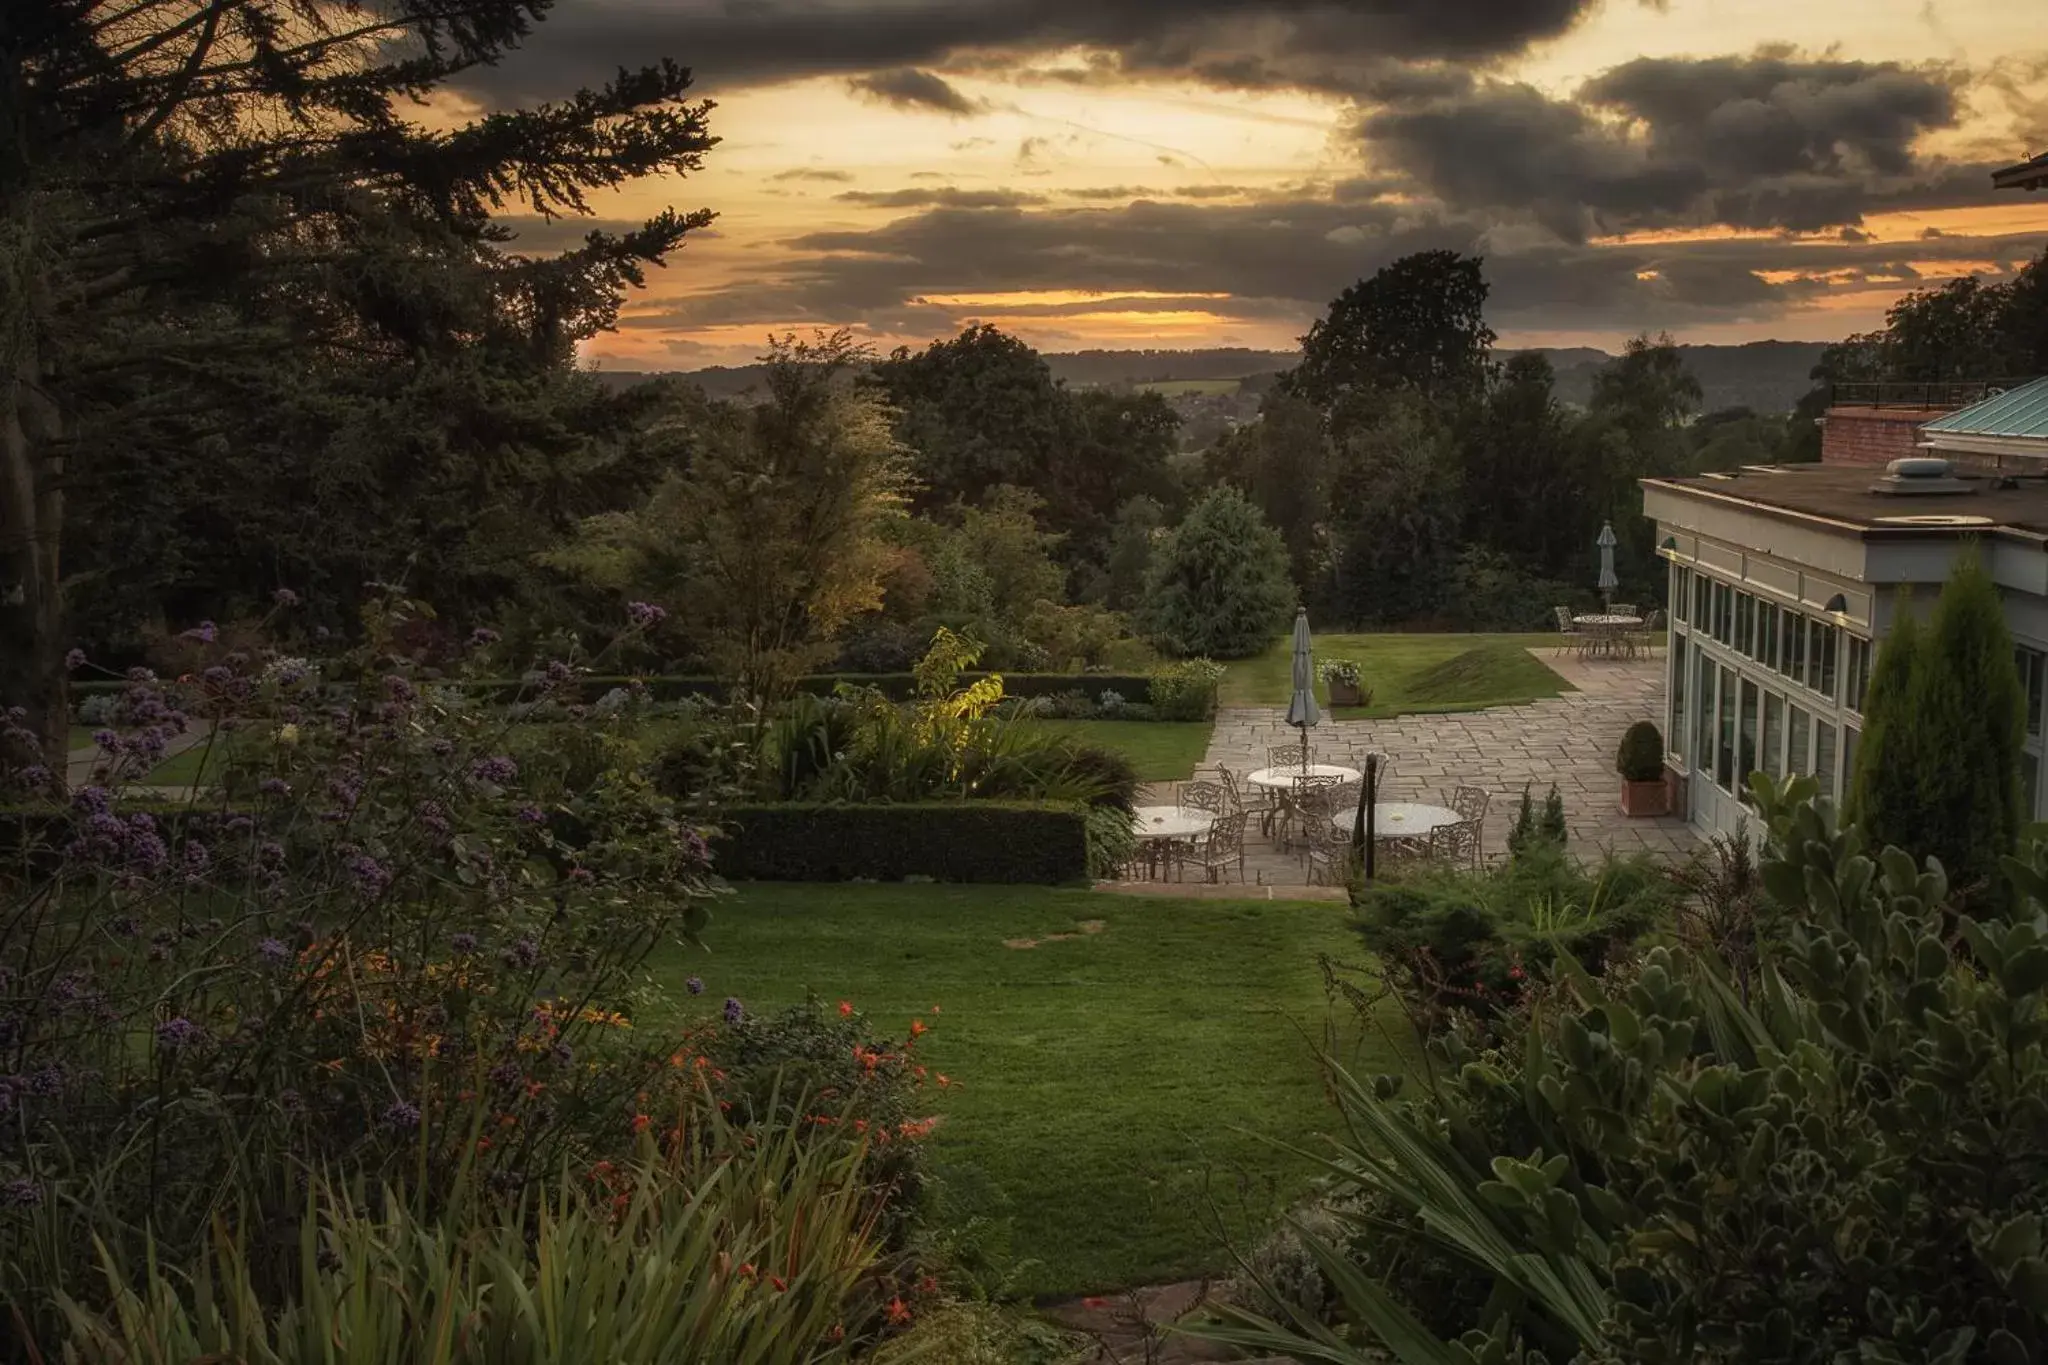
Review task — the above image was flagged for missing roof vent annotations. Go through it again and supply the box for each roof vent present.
[1871,455,1972,495]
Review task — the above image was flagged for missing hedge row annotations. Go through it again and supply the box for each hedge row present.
[715,801,1090,884]
[74,672,1159,705]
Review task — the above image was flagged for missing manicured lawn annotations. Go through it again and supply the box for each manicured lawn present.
[144,736,233,786]
[1222,632,1573,717]
[1033,719,1212,782]
[643,884,1398,1299]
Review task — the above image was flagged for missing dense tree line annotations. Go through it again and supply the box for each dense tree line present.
[19,0,2041,768]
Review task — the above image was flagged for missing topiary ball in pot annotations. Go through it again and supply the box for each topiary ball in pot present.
[1616,720,1669,816]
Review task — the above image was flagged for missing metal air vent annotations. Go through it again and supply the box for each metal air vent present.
[1870,455,1972,495]
[1872,514,1995,527]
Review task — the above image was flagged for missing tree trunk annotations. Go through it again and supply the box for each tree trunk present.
[0,285,67,783]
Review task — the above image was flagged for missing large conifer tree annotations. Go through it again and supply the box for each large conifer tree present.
[1848,591,1925,850]
[1849,550,2026,904]
[1,0,717,771]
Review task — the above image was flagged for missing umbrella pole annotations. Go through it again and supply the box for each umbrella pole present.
[1361,755,1377,881]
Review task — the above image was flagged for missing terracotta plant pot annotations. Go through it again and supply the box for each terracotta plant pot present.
[1327,680,1362,706]
[1619,778,1670,818]
[1663,767,1687,819]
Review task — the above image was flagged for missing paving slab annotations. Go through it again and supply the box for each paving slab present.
[1106,645,1695,892]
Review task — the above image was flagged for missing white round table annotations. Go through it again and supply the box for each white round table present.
[1572,614,1643,659]
[1245,763,1363,790]
[1131,804,1215,840]
[1330,801,1463,839]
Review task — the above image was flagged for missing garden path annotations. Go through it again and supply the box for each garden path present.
[65,721,215,797]
[1115,645,1696,891]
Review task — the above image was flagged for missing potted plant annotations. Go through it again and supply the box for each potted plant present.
[1616,720,1670,817]
[1319,659,1368,707]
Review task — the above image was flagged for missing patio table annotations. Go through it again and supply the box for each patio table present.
[1247,764,1363,849]
[1130,804,1215,880]
[1329,801,1463,839]
[1244,763,1363,790]
[1572,613,1643,659]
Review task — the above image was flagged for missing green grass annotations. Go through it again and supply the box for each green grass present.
[69,724,238,788]
[144,737,234,786]
[1221,632,1573,717]
[1032,719,1212,782]
[1136,377,1244,396]
[645,884,1396,1298]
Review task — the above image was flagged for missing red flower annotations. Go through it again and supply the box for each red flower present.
[631,1113,651,1133]
[770,1275,787,1292]
[918,1275,939,1294]
[886,1297,912,1325]
[838,1000,854,1017]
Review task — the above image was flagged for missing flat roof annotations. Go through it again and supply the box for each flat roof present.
[1643,462,2048,541]
[1921,376,2048,440]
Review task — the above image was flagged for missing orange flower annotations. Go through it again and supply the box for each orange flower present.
[930,1004,941,1014]
[909,1019,926,1037]
[886,1297,911,1325]
[936,1074,951,1088]
[838,1000,854,1017]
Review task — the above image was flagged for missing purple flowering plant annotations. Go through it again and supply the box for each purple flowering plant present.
[0,589,725,1324]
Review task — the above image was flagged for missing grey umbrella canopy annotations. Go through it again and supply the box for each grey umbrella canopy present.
[1597,521,1619,605]
[1284,607,1319,768]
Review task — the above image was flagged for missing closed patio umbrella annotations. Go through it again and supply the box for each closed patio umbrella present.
[1284,607,1319,770]
[1597,521,1619,608]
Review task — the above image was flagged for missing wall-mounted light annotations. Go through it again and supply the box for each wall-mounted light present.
[1824,593,1848,615]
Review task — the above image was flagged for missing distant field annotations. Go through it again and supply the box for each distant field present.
[1137,377,1243,396]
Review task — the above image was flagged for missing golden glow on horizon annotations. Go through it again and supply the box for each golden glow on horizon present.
[549,0,2048,366]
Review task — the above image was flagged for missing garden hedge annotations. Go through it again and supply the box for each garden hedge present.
[716,801,1091,884]
[73,673,1161,706]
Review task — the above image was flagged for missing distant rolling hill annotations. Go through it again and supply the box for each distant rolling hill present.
[594,339,1830,414]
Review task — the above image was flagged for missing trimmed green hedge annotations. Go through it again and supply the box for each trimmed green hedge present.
[72,673,1160,706]
[716,801,1090,884]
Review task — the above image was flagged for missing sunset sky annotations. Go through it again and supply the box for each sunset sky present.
[469,0,2048,369]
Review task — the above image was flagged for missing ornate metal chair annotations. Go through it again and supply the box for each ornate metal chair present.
[1185,810,1247,884]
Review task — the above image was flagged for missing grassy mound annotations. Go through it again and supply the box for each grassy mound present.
[1403,644,1535,706]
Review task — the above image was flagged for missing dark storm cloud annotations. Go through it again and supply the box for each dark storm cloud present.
[461,0,1624,105]
[847,67,985,114]
[628,193,2046,340]
[834,187,1049,207]
[1355,52,1985,237]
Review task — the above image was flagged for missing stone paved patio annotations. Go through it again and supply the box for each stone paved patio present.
[1118,645,1696,891]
